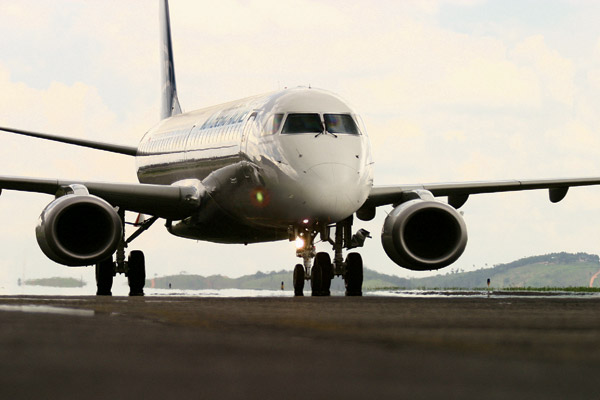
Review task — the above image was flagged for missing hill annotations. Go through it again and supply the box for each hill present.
[404,252,600,289]
[147,252,600,291]
[148,269,411,291]
[23,277,86,288]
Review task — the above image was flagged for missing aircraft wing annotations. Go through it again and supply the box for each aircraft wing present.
[0,176,200,220]
[363,177,600,209]
[0,126,138,156]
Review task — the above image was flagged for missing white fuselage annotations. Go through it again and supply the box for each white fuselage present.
[136,88,374,243]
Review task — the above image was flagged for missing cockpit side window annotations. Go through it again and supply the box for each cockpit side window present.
[282,113,323,134]
[273,114,284,133]
[263,113,284,136]
[324,114,360,135]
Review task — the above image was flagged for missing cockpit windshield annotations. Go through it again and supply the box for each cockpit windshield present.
[282,113,323,134]
[281,113,360,135]
[324,114,360,135]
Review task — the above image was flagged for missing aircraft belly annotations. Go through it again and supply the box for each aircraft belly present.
[202,161,286,226]
[168,203,287,244]
[169,221,287,244]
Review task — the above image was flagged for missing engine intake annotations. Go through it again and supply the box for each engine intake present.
[36,195,122,266]
[381,200,467,271]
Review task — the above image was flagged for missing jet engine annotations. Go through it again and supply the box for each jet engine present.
[36,195,122,266]
[381,199,467,271]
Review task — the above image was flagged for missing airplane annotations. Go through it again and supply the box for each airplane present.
[2,0,600,297]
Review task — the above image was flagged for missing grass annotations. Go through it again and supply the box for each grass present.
[367,286,600,293]
[498,286,600,293]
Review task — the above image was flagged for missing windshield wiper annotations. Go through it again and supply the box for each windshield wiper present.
[315,129,338,138]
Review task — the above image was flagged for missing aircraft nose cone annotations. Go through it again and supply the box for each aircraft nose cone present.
[303,163,367,221]
[308,163,356,188]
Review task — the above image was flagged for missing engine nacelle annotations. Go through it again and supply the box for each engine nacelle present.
[381,200,468,271]
[36,195,122,266]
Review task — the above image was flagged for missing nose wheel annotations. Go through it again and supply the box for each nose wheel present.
[344,252,363,296]
[291,218,367,297]
[311,252,333,296]
[293,264,305,296]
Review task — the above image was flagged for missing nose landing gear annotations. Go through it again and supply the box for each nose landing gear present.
[291,217,369,297]
[293,263,305,296]
[312,252,333,296]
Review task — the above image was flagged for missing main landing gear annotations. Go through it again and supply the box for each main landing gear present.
[95,210,158,296]
[291,216,370,297]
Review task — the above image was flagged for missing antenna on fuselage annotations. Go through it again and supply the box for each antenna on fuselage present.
[159,0,182,120]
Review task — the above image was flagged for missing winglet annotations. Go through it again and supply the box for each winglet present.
[159,0,182,120]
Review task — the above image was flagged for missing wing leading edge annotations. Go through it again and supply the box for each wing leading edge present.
[363,178,600,210]
[0,176,200,220]
[0,126,138,156]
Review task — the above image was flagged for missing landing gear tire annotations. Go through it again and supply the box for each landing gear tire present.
[317,252,333,296]
[311,261,322,296]
[312,252,332,296]
[293,264,305,296]
[345,252,363,296]
[128,250,146,296]
[95,257,114,296]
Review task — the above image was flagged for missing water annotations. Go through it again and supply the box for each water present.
[2,284,599,298]
[370,289,600,298]
[0,304,94,316]
[0,283,295,297]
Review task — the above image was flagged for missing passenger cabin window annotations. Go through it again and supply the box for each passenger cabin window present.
[282,113,323,134]
[324,114,360,135]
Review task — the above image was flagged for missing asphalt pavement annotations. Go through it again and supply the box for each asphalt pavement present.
[0,295,599,399]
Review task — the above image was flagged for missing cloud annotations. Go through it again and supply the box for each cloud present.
[1,0,600,285]
[444,57,541,108]
[0,64,135,180]
[512,35,575,107]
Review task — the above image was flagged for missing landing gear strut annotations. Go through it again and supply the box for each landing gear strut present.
[94,210,157,296]
[291,217,369,297]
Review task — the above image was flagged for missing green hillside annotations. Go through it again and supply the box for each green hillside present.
[404,252,600,289]
[149,271,289,291]
[23,277,86,288]
[19,253,597,290]
[147,252,600,291]
[148,269,410,291]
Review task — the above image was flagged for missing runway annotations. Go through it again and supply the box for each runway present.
[1,295,599,399]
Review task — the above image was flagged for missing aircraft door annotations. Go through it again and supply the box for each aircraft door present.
[241,112,258,156]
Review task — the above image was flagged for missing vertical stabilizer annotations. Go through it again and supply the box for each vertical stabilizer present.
[159,0,182,120]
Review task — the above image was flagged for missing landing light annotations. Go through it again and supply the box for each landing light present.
[302,218,309,224]
[295,237,305,249]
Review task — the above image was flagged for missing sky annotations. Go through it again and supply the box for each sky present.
[2,0,600,289]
